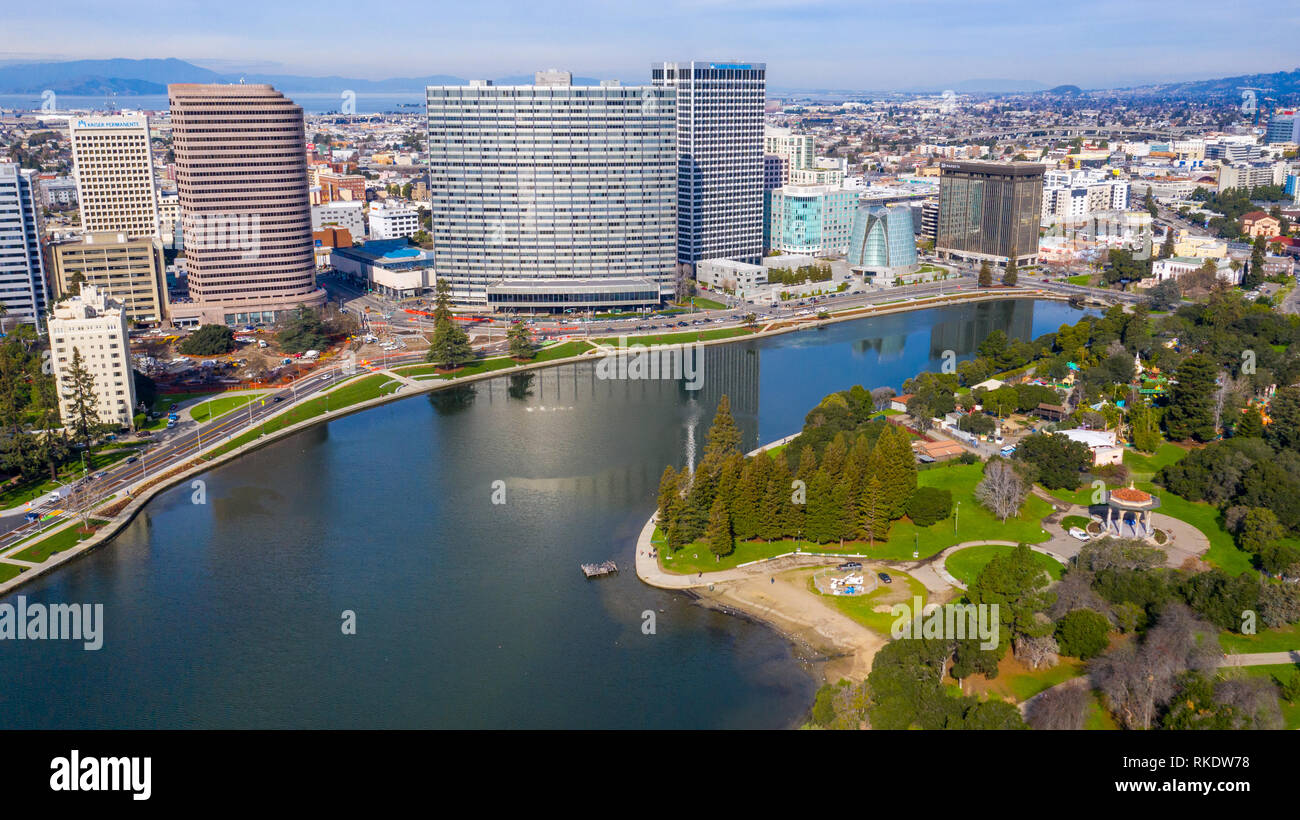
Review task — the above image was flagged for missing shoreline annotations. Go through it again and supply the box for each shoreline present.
[1,288,1067,598]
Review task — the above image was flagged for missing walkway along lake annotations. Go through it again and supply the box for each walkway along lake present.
[0,298,1089,729]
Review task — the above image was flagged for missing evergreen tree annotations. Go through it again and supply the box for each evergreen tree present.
[656,465,679,525]
[858,473,891,545]
[432,278,453,323]
[507,321,535,359]
[804,470,837,543]
[978,261,993,287]
[705,494,734,557]
[1159,229,1176,259]
[795,444,817,483]
[759,459,787,541]
[1002,250,1018,286]
[1234,406,1264,439]
[426,315,474,369]
[731,455,765,541]
[700,395,741,477]
[62,347,103,448]
[1164,353,1219,442]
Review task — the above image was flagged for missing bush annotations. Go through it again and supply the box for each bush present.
[178,324,235,355]
[906,486,953,527]
[1055,608,1111,659]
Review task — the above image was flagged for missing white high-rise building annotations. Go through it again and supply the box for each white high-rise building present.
[425,72,678,310]
[69,114,162,239]
[0,162,48,329]
[48,284,137,429]
[652,61,766,268]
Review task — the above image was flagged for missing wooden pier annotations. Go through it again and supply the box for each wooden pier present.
[581,560,618,579]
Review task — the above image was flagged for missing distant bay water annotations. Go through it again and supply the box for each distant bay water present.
[0,91,428,116]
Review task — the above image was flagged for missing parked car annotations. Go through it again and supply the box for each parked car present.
[878,572,893,584]
[838,561,863,571]
[1068,527,1091,542]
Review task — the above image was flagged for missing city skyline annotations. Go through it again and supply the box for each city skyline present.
[4,0,1299,91]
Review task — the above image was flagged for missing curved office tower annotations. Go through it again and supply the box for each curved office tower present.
[426,72,678,312]
[168,83,325,326]
[847,203,918,279]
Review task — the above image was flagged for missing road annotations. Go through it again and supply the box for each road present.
[0,356,427,554]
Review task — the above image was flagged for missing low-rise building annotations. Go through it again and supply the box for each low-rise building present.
[696,258,767,296]
[330,239,435,299]
[1055,428,1123,466]
[368,200,420,240]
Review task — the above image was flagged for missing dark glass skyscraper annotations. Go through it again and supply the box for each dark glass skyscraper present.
[936,161,1044,267]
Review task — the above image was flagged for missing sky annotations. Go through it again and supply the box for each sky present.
[5,0,1298,90]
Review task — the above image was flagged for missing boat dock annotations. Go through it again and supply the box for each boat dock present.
[581,560,618,578]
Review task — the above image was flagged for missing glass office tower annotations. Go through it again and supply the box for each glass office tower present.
[936,161,1044,267]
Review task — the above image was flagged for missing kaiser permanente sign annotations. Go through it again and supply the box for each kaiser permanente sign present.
[72,117,146,129]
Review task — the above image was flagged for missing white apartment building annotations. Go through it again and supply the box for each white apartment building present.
[426,71,678,309]
[367,200,419,239]
[1153,256,1242,286]
[1041,177,1131,225]
[68,114,161,239]
[1218,162,1287,192]
[653,61,766,267]
[48,285,137,429]
[314,200,366,237]
[0,163,48,329]
[696,258,767,296]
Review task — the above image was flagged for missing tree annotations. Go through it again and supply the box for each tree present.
[178,324,236,355]
[1159,229,1176,260]
[507,321,535,360]
[432,278,454,323]
[700,395,741,477]
[705,494,734,557]
[1163,353,1218,442]
[277,308,330,353]
[1002,250,1018,286]
[1238,507,1284,556]
[1128,403,1162,453]
[656,465,679,525]
[1150,277,1181,311]
[1055,608,1111,659]
[1026,681,1090,730]
[968,543,1057,654]
[978,260,993,287]
[1266,385,1300,452]
[858,473,891,544]
[975,459,1027,522]
[905,486,952,527]
[426,314,474,369]
[61,347,104,448]
[1014,433,1091,490]
[1234,406,1264,439]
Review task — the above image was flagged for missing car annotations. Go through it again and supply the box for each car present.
[1068,527,1091,542]
[878,572,893,584]
[93,471,107,479]
[272,396,284,403]
[837,561,863,571]
[137,430,152,438]
[169,403,178,411]
[25,512,39,522]
[166,420,177,429]
[125,456,139,464]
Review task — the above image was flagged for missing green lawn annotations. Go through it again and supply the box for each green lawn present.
[1083,689,1120,729]
[1066,274,1094,286]
[1124,442,1188,482]
[1134,479,1254,575]
[1219,622,1300,654]
[1003,658,1086,702]
[9,519,108,564]
[944,543,1064,588]
[821,570,928,636]
[0,563,25,583]
[529,341,594,363]
[687,297,728,310]
[659,462,1055,574]
[0,443,144,508]
[394,341,594,379]
[1061,515,1090,531]
[592,327,753,346]
[189,392,265,422]
[202,374,399,460]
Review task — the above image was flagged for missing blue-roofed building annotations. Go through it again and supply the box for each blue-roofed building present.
[330,239,436,299]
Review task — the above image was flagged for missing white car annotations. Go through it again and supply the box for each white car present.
[1068,526,1090,542]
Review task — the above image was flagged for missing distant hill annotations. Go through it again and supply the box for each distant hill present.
[0,58,465,95]
[1098,68,1300,104]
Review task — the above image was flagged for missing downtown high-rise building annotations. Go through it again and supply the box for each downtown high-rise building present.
[0,162,48,329]
[936,160,1044,267]
[168,83,325,325]
[652,61,766,269]
[68,114,162,239]
[1265,109,1300,145]
[425,71,678,310]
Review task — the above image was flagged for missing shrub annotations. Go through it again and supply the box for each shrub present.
[1055,608,1111,659]
[905,486,953,527]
